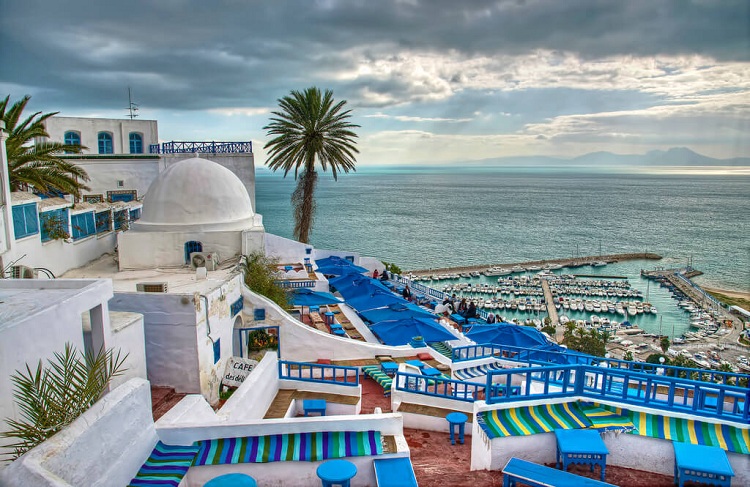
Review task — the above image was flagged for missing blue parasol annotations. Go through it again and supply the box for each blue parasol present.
[315,256,369,275]
[466,322,554,348]
[288,288,343,307]
[370,317,456,346]
[360,302,436,322]
[345,290,403,311]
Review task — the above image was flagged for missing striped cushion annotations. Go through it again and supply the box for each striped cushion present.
[192,431,383,465]
[478,402,592,438]
[362,366,393,395]
[628,410,750,454]
[579,402,635,432]
[128,441,200,487]
[453,362,506,381]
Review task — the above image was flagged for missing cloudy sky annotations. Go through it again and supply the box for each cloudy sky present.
[2,0,748,164]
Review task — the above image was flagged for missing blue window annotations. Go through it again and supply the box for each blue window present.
[129,132,143,154]
[114,210,128,230]
[64,131,80,152]
[213,339,221,364]
[95,211,112,234]
[98,132,113,154]
[40,208,69,242]
[184,240,203,263]
[12,203,40,239]
[71,212,96,240]
[129,208,141,221]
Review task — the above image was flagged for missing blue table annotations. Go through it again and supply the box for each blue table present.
[316,459,357,487]
[446,411,468,445]
[673,442,734,487]
[450,313,467,325]
[405,359,425,369]
[303,399,327,417]
[422,367,442,377]
[381,361,399,376]
[205,473,257,487]
[554,429,609,482]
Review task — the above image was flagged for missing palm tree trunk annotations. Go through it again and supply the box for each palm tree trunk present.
[292,169,317,243]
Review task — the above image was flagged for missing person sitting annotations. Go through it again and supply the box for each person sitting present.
[466,301,478,319]
[381,268,389,281]
[373,269,379,279]
[457,298,468,316]
[434,301,447,315]
[402,285,412,301]
[486,313,496,324]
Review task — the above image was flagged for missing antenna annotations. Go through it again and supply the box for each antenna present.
[126,87,139,119]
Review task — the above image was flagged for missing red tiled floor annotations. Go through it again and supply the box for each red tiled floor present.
[359,376,675,487]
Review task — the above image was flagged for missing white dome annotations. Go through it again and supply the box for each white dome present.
[133,157,256,232]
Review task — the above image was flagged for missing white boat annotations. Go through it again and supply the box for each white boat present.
[511,265,526,273]
[592,261,607,267]
[526,265,542,272]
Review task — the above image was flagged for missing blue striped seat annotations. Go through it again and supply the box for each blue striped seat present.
[362,366,393,396]
[453,362,506,381]
[128,442,200,487]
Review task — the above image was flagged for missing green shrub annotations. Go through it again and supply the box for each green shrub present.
[241,252,288,309]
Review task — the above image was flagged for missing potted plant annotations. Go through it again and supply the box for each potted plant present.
[410,336,426,348]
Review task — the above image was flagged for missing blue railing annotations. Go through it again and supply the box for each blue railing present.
[485,365,750,423]
[276,280,316,289]
[278,360,359,387]
[394,371,482,402]
[149,141,252,154]
[452,343,749,386]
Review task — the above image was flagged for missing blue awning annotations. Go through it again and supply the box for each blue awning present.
[315,256,369,275]
[466,323,554,348]
[345,290,404,311]
[370,317,456,346]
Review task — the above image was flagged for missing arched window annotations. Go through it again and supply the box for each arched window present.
[129,132,143,154]
[64,131,80,146]
[98,132,113,154]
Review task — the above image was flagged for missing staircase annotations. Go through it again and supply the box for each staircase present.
[151,386,186,421]
[429,342,453,359]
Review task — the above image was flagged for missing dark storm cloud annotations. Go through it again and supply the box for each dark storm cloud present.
[1,0,747,111]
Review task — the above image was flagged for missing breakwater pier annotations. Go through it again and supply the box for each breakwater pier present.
[406,252,662,276]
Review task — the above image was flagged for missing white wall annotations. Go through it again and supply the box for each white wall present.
[108,311,148,389]
[195,276,245,405]
[241,287,434,362]
[264,233,312,264]
[218,352,280,421]
[43,117,159,156]
[118,230,243,270]
[0,378,158,487]
[109,292,201,394]
[6,224,119,277]
[74,157,160,199]
[0,121,11,257]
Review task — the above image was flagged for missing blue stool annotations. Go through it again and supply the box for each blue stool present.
[303,399,327,416]
[317,459,357,487]
[446,412,468,445]
[204,473,257,487]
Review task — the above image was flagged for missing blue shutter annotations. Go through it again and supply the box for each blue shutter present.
[24,204,39,234]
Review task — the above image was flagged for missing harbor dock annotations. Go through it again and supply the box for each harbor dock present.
[406,252,662,276]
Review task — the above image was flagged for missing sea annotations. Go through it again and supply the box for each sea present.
[255,165,750,337]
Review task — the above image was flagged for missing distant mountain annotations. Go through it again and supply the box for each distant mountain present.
[472,147,750,167]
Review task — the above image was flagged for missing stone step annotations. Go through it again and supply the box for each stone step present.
[151,386,186,421]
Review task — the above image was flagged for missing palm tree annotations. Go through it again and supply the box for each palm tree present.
[263,87,359,243]
[1,95,90,198]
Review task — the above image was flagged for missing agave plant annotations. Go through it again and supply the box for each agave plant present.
[1,343,127,460]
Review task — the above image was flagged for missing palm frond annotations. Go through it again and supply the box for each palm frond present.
[1,343,128,460]
[2,95,89,197]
